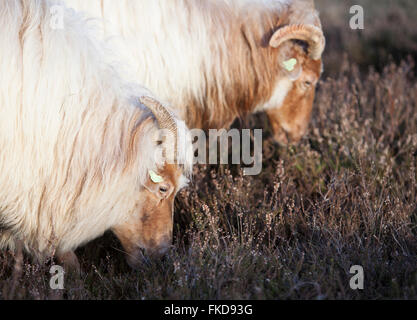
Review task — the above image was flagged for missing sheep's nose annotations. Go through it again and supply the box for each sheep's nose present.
[288,133,302,145]
[125,248,146,269]
[273,127,289,145]
[146,244,172,259]
[274,127,304,146]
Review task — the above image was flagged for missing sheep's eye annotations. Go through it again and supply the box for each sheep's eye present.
[159,186,168,194]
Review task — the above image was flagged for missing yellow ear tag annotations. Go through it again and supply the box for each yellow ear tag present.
[283,58,297,72]
[149,170,164,183]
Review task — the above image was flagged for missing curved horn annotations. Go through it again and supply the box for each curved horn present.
[269,24,325,60]
[139,96,178,159]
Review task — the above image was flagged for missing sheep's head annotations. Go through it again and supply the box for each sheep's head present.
[113,163,187,268]
[112,97,191,268]
[266,24,325,145]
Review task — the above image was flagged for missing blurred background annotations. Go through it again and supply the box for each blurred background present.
[317,0,417,77]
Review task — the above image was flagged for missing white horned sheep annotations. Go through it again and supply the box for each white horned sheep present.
[0,0,192,269]
[65,0,326,144]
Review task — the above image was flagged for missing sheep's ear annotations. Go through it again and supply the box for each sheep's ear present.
[144,170,173,200]
[281,57,302,81]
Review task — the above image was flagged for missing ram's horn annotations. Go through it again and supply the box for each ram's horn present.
[270,24,325,60]
[139,96,178,160]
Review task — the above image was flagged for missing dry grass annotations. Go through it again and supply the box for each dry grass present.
[1,1,416,300]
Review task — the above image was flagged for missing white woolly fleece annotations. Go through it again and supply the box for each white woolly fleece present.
[0,0,192,256]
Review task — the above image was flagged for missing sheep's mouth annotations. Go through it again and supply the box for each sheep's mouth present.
[124,245,172,269]
[272,126,290,146]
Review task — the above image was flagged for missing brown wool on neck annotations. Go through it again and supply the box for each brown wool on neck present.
[183,5,291,130]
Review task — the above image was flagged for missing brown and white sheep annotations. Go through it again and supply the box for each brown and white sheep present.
[65,0,325,144]
[0,0,192,268]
